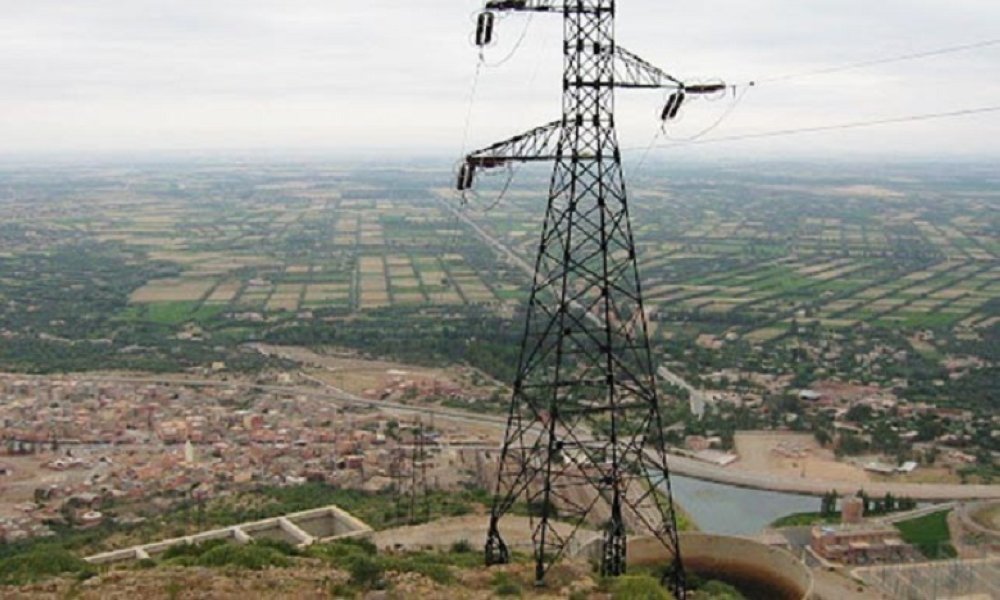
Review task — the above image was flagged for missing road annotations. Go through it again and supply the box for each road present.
[662,453,1000,502]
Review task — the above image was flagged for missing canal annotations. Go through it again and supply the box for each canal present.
[669,475,821,536]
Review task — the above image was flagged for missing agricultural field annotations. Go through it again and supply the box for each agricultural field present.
[4,166,517,324]
[470,163,998,346]
[461,161,998,410]
[0,164,525,374]
[0,160,995,412]
[116,197,511,319]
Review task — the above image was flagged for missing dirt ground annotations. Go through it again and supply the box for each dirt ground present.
[971,502,1000,531]
[373,515,599,555]
[874,467,960,485]
[811,567,884,599]
[0,454,106,518]
[733,432,872,484]
[255,344,504,398]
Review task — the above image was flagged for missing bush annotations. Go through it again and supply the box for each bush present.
[156,539,294,570]
[450,539,473,554]
[251,538,299,556]
[0,546,96,585]
[492,571,522,597]
[346,554,383,587]
[696,580,746,599]
[611,575,674,600]
[201,543,290,570]
[307,537,377,564]
[161,538,229,560]
[384,553,455,585]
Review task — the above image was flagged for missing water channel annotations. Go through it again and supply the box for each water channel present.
[668,475,821,536]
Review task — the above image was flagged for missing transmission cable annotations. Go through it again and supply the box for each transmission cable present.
[481,14,534,68]
[639,104,1000,151]
[753,37,1000,86]
[647,36,1000,154]
[662,85,751,143]
[631,85,748,174]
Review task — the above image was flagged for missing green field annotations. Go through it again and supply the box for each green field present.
[894,510,958,559]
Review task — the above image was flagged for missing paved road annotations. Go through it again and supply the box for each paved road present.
[663,453,1000,501]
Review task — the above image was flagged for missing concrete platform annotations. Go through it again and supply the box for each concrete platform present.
[86,504,371,565]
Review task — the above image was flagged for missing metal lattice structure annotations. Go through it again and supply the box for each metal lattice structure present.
[391,419,430,525]
[458,1,722,596]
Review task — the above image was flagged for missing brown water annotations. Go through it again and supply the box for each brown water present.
[686,557,805,600]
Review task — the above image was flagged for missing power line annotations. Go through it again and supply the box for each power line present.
[637,104,1000,151]
[481,14,534,68]
[755,37,1000,85]
[631,37,1000,155]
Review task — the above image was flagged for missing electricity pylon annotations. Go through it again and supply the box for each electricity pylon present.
[458,1,722,596]
[391,419,430,525]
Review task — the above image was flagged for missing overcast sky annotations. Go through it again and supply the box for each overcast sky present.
[1,0,998,160]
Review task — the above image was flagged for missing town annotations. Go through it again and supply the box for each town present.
[0,373,499,544]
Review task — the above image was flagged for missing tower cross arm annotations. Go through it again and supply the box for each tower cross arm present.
[484,1,600,14]
[613,47,683,89]
[465,120,563,168]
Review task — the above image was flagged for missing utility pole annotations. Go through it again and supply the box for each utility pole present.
[459,1,722,596]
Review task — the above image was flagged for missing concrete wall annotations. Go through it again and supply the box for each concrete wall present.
[86,503,372,565]
[582,533,814,600]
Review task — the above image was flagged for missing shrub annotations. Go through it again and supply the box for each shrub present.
[194,543,290,570]
[0,546,96,585]
[346,554,383,588]
[611,575,674,600]
[252,537,299,556]
[492,571,522,597]
[697,580,746,599]
[161,538,228,560]
[385,554,455,585]
[307,537,377,565]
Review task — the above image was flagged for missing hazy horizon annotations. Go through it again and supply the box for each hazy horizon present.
[2,1,999,159]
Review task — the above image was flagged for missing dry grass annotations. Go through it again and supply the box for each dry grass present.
[359,256,384,274]
[304,285,350,302]
[266,295,300,311]
[427,291,464,304]
[205,281,242,305]
[360,290,390,309]
[275,284,304,296]
[394,292,427,304]
[131,278,216,303]
[744,327,786,343]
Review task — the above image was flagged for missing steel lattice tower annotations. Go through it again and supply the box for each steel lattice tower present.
[391,419,430,525]
[458,1,722,596]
